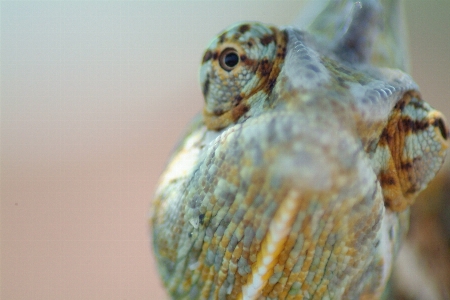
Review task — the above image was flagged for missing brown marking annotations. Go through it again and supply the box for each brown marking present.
[218,33,226,44]
[378,165,410,211]
[378,114,399,146]
[212,51,219,60]
[394,90,422,110]
[212,108,224,116]
[258,58,272,77]
[241,57,258,68]
[202,76,210,96]
[434,118,448,140]
[380,173,396,186]
[263,31,288,95]
[203,107,233,130]
[400,162,413,170]
[265,78,277,94]
[408,99,426,110]
[260,34,274,46]
[232,95,243,107]
[400,117,430,133]
[383,190,409,211]
[276,46,286,58]
[376,91,437,212]
[202,50,213,63]
[393,98,407,110]
[378,107,409,211]
[405,93,425,109]
[240,55,247,62]
[232,103,249,122]
[238,24,251,34]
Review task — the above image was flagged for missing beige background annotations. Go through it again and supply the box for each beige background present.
[1,1,449,299]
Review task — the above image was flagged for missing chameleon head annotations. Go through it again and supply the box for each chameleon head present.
[199,23,287,130]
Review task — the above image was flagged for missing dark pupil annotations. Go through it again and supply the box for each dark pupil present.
[224,52,239,68]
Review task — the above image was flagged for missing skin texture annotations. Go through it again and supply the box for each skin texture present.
[151,1,448,299]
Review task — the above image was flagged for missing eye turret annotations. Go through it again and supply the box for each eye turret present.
[199,22,286,130]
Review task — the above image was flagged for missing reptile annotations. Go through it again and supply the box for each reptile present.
[150,0,448,299]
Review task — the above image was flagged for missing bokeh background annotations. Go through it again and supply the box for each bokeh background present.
[1,1,449,299]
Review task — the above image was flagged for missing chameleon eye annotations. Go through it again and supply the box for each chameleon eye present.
[219,48,239,71]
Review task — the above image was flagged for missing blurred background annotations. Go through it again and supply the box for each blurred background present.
[1,1,449,299]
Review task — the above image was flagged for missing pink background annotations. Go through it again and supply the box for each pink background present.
[1,1,449,299]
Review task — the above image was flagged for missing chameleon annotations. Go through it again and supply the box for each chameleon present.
[151,0,448,299]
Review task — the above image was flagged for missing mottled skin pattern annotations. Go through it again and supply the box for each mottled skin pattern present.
[151,1,448,299]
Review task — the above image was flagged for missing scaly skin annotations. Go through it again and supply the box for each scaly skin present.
[151,1,448,299]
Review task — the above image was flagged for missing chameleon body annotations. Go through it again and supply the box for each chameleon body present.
[151,0,448,299]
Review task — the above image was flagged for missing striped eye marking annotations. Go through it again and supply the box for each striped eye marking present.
[199,23,287,131]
